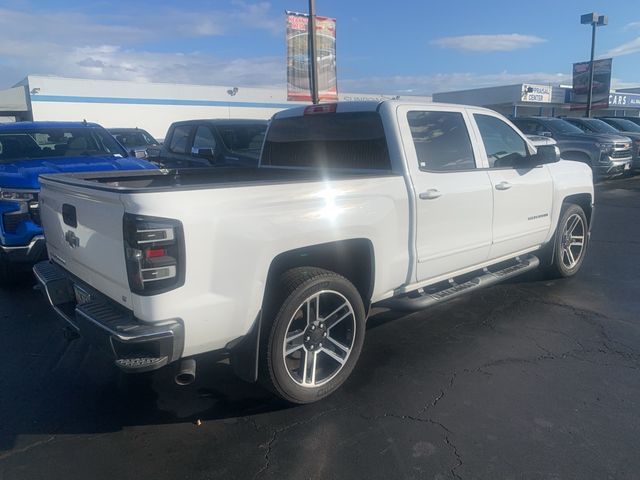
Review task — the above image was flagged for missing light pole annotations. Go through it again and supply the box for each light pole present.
[580,12,608,118]
[308,0,320,104]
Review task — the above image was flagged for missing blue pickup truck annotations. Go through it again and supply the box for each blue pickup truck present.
[0,121,157,283]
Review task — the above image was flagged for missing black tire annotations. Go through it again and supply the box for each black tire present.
[546,203,589,279]
[260,267,366,404]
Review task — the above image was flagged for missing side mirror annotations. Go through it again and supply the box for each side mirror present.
[131,148,148,159]
[146,147,161,158]
[540,131,554,138]
[533,145,560,165]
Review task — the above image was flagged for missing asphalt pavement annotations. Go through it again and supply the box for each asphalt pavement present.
[1,177,639,480]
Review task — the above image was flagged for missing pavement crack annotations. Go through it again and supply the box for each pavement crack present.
[444,434,463,480]
[253,407,342,479]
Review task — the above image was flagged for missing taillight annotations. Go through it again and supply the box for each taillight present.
[123,213,185,295]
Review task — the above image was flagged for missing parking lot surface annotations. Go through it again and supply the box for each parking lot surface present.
[1,177,639,480]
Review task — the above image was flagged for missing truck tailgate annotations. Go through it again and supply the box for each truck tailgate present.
[39,177,131,308]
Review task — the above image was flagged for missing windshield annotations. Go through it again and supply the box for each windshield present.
[0,127,127,163]
[217,124,267,159]
[606,118,640,133]
[581,119,621,134]
[543,119,585,135]
[111,130,158,147]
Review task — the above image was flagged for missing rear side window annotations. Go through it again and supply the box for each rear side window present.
[475,114,528,168]
[407,111,476,171]
[169,125,192,154]
[262,112,391,170]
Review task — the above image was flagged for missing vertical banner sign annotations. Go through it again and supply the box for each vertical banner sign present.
[286,11,337,102]
[571,58,613,109]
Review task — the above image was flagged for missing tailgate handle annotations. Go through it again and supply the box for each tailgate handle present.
[62,204,77,228]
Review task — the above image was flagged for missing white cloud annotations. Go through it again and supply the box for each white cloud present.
[624,21,640,30]
[0,3,284,88]
[602,37,640,58]
[432,34,546,52]
[1,44,284,87]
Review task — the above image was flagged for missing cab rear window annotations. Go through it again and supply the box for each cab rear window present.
[262,112,391,170]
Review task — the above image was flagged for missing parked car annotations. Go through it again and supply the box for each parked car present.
[612,117,640,128]
[564,117,640,173]
[0,121,157,283]
[153,119,268,168]
[34,101,593,404]
[108,127,159,158]
[512,116,632,179]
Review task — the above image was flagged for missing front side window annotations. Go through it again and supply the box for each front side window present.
[475,114,529,168]
[407,111,476,171]
[192,126,217,152]
[168,125,192,154]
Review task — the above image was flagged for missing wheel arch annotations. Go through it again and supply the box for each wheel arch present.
[563,193,593,227]
[561,150,592,165]
[263,238,376,310]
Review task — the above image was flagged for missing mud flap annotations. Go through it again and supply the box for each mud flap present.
[228,311,262,383]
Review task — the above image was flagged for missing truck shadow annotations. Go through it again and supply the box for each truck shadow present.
[0,268,561,453]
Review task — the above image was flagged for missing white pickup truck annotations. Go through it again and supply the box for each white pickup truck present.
[34,101,594,404]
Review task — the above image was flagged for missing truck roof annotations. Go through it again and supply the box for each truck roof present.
[272,100,502,119]
[169,119,268,127]
[0,121,103,130]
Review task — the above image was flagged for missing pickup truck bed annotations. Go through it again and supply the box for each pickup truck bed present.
[43,166,398,193]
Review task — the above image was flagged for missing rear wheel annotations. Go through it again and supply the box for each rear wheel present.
[260,267,366,404]
[546,203,589,278]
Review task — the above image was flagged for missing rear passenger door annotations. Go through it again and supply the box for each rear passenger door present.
[397,105,494,282]
[471,112,553,259]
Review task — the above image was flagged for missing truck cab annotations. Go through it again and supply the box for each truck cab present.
[153,119,268,168]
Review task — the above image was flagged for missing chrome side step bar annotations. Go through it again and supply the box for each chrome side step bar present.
[378,254,540,312]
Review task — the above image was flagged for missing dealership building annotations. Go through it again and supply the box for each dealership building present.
[433,83,640,118]
[0,75,430,139]
[2,75,639,138]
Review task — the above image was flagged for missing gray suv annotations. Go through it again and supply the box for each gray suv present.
[564,117,640,173]
[511,117,632,178]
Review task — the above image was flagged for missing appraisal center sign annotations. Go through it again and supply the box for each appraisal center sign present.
[522,84,552,103]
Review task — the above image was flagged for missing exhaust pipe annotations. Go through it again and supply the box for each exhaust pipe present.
[175,358,196,386]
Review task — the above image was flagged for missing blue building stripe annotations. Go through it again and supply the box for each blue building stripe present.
[30,94,295,110]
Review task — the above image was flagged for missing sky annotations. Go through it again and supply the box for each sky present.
[0,0,638,95]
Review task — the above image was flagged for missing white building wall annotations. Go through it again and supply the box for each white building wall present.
[25,75,431,139]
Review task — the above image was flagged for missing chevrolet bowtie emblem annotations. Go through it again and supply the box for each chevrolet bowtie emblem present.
[64,230,80,249]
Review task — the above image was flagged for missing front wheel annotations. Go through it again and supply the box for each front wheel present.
[546,203,589,278]
[260,267,366,404]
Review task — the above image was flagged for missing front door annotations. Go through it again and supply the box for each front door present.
[398,105,494,282]
[472,112,553,259]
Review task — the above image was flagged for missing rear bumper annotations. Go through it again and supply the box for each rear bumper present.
[33,260,184,373]
[0,235,47,264]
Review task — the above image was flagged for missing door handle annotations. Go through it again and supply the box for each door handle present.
[495,181,512,191]
[419,189,442,200]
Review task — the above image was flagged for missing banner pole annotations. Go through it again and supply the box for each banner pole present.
[586,23,596,117]
[308,0,320,104]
